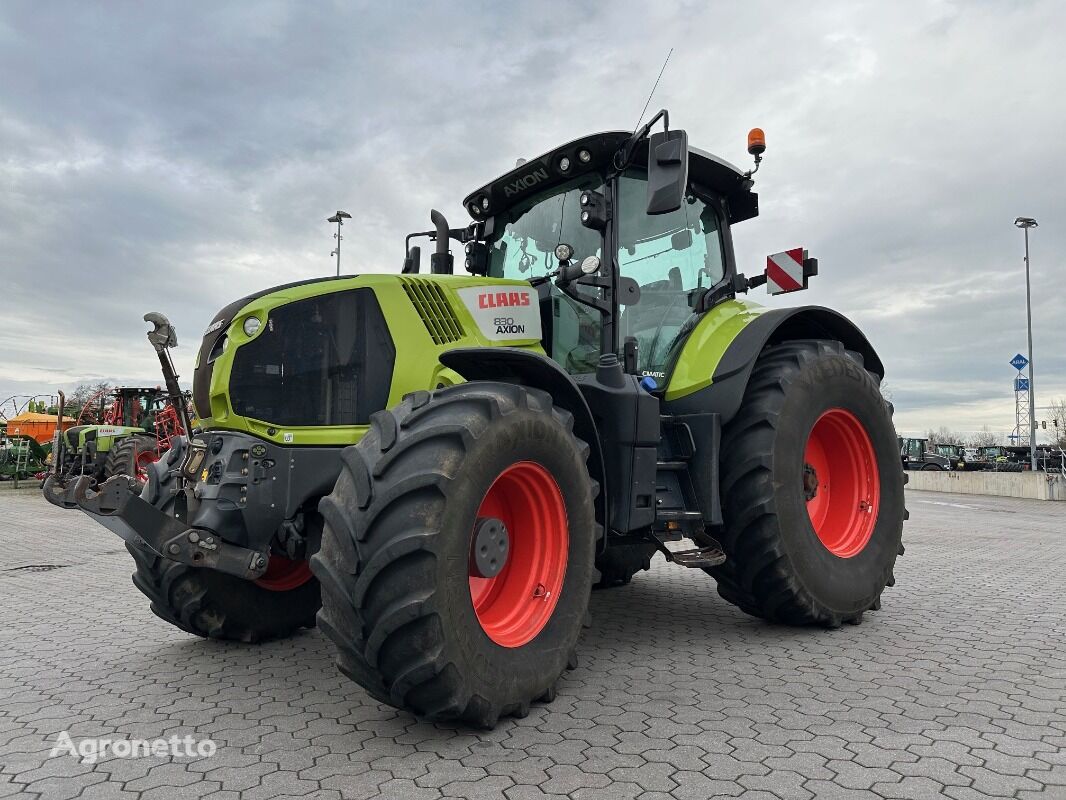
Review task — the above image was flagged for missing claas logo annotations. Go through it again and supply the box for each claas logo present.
[478,291,531,309]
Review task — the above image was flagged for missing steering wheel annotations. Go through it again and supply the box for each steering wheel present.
[635,267,684,305]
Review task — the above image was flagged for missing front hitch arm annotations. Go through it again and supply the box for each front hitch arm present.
[42,474,79,509]
[44,473,269,581]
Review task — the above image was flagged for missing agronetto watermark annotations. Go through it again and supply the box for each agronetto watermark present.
[49,731,217,764]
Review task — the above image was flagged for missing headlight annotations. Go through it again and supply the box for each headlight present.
[242,316,262,337]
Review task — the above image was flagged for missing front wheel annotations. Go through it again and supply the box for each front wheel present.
[103,435,158,492]
[312,383,598,727]
[127,450,320,642]
[129,549,320,642]
[710,340,905,627]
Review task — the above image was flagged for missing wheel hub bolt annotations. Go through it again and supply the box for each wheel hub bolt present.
[470,517,509,579]
[803,463,820,501]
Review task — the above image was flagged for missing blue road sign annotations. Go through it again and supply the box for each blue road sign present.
[1010,353,1029,370]
[1015,377,1030,391]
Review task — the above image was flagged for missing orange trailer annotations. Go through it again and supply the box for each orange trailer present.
[2,412,75,445]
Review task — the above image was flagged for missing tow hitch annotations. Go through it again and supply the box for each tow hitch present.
[42,473,269,581]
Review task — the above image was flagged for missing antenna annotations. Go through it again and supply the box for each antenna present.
[634,48,674,130]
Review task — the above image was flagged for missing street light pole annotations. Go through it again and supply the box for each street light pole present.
[1014,217,1038,471]
[328,210,352,276]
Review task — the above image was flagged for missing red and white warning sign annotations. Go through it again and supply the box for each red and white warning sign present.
[765,248,807,295]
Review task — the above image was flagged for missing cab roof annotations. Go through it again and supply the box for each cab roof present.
[463,130,759,225]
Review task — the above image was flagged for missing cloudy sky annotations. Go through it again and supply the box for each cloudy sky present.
[1,1,1063,439]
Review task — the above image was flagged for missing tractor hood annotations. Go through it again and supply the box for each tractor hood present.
[191,274,543,446]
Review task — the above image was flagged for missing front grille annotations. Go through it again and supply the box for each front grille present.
[228,288,395,427]
[400,278,463,344]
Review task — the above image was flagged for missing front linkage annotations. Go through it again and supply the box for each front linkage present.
[43,442,270,581]
[43,311,270,582]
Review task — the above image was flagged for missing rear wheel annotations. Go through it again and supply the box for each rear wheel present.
[710,340,905,627]
[103,435,158,491]
[312,383,597,727]
[921,463,944,471]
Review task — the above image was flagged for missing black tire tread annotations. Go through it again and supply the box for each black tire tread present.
[103,435,157,486]
[127,543,319,642]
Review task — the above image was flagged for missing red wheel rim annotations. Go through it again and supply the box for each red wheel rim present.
[135,450,158,484]
[469,461,568,648]
[254,556,314,591]
[803,408,880,558]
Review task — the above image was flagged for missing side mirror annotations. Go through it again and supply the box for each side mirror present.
[670,229,692,251]
[646,128,689,215]
[402,245,421,274]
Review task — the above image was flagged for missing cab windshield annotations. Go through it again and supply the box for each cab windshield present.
[485,176,605,374]
[486,175,604,279]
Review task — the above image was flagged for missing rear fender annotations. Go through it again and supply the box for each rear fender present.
[438,348,607,531]
[665,304,884,424]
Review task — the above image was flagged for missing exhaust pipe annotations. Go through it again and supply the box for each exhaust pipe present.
[429,209,453,274]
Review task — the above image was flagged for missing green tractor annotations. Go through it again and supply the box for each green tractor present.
[46,113,905,727]
[52,386,178,490]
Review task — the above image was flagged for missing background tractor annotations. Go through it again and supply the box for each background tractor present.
[899,437,954,471]
[46,113,905,727]
[978,445,1031,472]
[50,314,192,491]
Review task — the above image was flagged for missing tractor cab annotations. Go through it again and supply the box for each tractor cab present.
[407,115,764,384]
[467,126,759,382]
[102,387,170,432]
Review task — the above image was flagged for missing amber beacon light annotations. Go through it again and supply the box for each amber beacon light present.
[747,127,766,156]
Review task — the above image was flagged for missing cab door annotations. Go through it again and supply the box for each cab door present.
[613,169,728,378]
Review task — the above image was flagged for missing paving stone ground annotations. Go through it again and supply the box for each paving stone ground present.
[0,485,1064,800]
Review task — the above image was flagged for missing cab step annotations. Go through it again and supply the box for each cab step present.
[652,534,727,568]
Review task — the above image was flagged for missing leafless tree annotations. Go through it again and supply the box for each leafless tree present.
[67,381,112,419]
[927,426,964,446]
[968,427,999,448]
[1048,398,1066,449]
